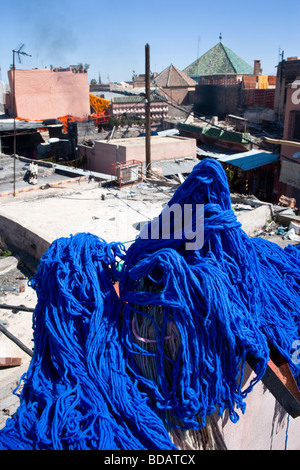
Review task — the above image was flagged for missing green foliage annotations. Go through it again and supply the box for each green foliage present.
[108,114,148,129]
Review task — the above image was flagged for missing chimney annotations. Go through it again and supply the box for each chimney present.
[254,60,262,75]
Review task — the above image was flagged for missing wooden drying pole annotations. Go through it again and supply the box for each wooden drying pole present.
[264,136,300,148]
[145,43,151,177]
[0,304,34,358]
[0,322,33,357]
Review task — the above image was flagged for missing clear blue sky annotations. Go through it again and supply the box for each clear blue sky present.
[0,0,299,84]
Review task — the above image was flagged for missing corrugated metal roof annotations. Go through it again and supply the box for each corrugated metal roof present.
[215,149,279,171]
[178,122,251,144]
[0,119,43,132]
[112,92,167,104]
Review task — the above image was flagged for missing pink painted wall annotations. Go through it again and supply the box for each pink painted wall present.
[7,68,90,120]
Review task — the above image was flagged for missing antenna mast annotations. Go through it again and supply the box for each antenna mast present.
[12,44,31,196]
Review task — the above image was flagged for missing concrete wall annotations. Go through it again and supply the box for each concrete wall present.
[79,135,197,175]
[220,363,300,450]
[192,83,243,118]
[0,213,50,261]
[236,204,272,236]
[275,81,300,203]
[282,82,300,159]
[274,59,300,121]
[157,87,193,106]
[7,68,90,121]
[0,81,7,114]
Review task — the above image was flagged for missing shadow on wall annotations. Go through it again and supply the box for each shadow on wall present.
[0,214,50,262]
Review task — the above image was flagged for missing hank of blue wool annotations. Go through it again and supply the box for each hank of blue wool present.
[0,233,176,450]
[120,158,300,428]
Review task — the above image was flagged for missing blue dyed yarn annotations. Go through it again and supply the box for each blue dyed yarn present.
[0,233,176,450]
[120,158,300,428]
[285,414,290,450]
[0,158,299,449]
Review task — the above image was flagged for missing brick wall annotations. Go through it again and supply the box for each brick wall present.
[243,89,275,108]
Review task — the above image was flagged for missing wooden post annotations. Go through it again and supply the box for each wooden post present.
[12,50,16,197]
[11,45,31,196]
[145,43,151,177]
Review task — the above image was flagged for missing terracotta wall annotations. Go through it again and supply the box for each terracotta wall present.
[157,87,192,106]
[7,68,90,120]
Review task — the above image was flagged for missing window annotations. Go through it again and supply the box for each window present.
[293,112,300,140]
[289,111,300,141]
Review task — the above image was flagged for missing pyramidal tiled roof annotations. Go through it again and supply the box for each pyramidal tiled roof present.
[183,42,253,77]
[154,64,197,87]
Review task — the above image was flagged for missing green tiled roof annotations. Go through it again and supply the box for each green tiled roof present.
[177,122,251,144]
[183,42,253,78]
[112,92,167,104]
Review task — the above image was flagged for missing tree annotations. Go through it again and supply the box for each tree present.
[75,63,90,73]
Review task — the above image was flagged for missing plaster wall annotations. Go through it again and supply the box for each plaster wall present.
[220,363,300,450]
[193,83,242,118]
[7,68,90,120]
[80,136,197,175]
[0,213,50,261]
[275,82,300,202]
[282,83,300,159]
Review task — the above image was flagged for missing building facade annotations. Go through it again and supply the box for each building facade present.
[110,93,168,121]
[183,41,276,118]
[6,67,90,121]
[78,135,196,176]
[154,64,197,107]
[274,57,300,122]
[277,78,300,206]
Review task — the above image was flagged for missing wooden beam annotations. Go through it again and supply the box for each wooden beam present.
[145,43,151,177]
[0,323,33,357]
[264,136,300,148]
[0,357,22,368]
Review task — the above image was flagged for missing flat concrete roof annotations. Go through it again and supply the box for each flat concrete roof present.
[96,135,192,147]
[0,155,115,197]
[0,178,174,252]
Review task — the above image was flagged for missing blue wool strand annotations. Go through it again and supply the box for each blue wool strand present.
[0,233,176,450]
[120,158,300,428]
[0,158,299,449]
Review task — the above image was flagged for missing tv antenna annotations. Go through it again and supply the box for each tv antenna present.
[12,43,32,196]
[13,43,31,67]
